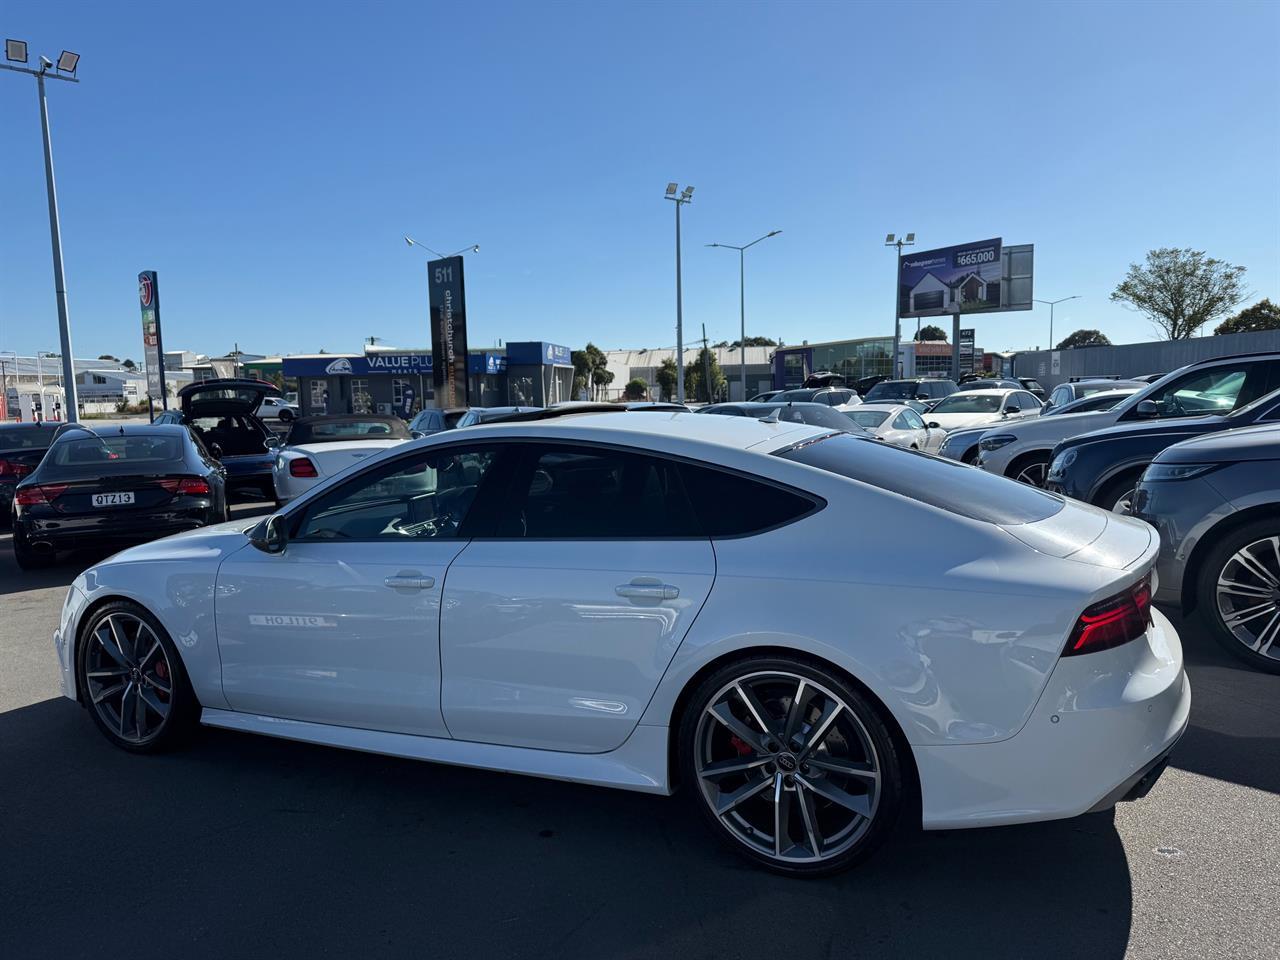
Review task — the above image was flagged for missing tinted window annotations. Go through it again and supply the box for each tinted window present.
[680,462,817,537]
[903,409,927,429]
[707,406,747,417]
[297,446,500,541]
[1049,387,1071,407]
[0,427,55,450]
[1140,364,1264,417]
[499,445,699,538]
[291,418,410,443]
[864,382,917,402]
[848,410,890,429]
[891,412,912,430]
[765,404,855,431]
[778,432,1062,525]
[50,435,184,466]
[930,394,1003,414]
[1018,392,1041,411]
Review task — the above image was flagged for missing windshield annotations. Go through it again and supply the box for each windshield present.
[930,394,1003,414]
[846,410,889,429]
[864,382,918,401]
[50,435,183,466]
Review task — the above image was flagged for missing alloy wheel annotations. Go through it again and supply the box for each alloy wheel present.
[693,671,881,866]
[84,613,174,744]
[1110,488,1135,514]
[1014,461,1048,487]
[1215,536,1280,662]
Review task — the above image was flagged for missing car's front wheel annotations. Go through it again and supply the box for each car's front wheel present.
[1196,521,1280,674]
[77,601,200,751]
[680,655,903,876]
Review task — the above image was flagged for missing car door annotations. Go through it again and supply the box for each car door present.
[440,441,716,754]
[214,442,511,737]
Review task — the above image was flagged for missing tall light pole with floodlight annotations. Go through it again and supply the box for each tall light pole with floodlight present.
[886,232,916,378]
[2,40,82,422]
[707,230,781,400]
[1034,295,1081,350]
[665,183,694,403]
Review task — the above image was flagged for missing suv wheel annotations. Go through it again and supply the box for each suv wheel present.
[1196,521,1280,674]
[680,655,903,876]
[1009,453,1051,487]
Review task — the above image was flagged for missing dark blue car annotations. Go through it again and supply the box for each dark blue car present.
[155,378,282,498]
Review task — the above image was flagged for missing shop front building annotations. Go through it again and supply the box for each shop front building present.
[772,337,894,389]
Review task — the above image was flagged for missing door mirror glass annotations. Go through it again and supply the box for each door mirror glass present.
[1135,399,1159,419]
[266,434,282,448]
[208,442,225,459]
[251,514,288,554]
[927,421,940,429]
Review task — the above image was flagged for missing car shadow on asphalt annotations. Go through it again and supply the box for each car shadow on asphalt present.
[0,696,1134,960]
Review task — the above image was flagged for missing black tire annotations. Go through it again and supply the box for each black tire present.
[1094,471,1143,514]
[278,409,295,423]
[13,527,54,570]
[76,600,201,752]
[960,446,979,465]
[1194,520,1280,674]
[678,653,904,877]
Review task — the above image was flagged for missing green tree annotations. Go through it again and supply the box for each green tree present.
[122,358,137,370]
[730,336,778,348]
[97,354,119,362]
[623,377,648,400]
[1215,298,1280,335]
[655,357,678,401]
[1111,247,1248,340]
[1056,329,1112,350]
[571,343,610,399]
[684,347,727,403]
[917,324,947,342]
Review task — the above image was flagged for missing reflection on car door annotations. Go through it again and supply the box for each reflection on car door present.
[214,444,509,737]
[440,442,715,753]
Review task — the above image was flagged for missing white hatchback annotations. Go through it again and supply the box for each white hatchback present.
[55,409,1187,876]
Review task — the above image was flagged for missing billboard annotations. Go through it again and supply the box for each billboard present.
[428,256,469,408]
[138,271,167,407]
[898,239,1002,319]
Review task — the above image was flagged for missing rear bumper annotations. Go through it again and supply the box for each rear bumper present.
[915,606,1189,830]
[19,507,216,549]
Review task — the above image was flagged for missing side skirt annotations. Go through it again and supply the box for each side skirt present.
[199,709,673,795]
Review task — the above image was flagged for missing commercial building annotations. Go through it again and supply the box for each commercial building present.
[601,346,774,401]
[281,341,573,417]
[1012,328,1280,390]
[772,336,895,388]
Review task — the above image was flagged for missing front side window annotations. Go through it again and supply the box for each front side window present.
[903,409,927,430]
[296,446,501,541]
[498,445,700,538]
[1137,364,1262,418]
[891,412,912,430]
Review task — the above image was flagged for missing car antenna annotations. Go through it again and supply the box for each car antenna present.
[758,409,781,424]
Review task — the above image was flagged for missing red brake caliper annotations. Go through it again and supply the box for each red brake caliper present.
[729,735,753,757]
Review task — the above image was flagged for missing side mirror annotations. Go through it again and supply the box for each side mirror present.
[265,434,282,448]
[1135,399,1159,419]
[209,442,225,459]
[916,393,929,400]
[927,421,940,430]
[411,430,426,440]
[250,514,288,554]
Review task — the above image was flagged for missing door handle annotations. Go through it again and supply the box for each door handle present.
[615,579,679,601]
[384,575,435,590]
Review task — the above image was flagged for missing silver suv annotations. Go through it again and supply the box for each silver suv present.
[976,353,1280,486]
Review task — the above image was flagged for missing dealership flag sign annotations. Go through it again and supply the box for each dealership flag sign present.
[428,256,470,408]
[138,270,167,408]
[898,238,1003,319]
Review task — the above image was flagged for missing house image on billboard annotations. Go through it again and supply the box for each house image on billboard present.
[908,271,1000,313]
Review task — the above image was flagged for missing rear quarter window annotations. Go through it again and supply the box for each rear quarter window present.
[778,433,1062,525]
[679,463,820,537]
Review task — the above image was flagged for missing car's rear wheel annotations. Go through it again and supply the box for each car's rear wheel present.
[1196,522,1280,674]
[13,527,54,570]
[1096,472,1141,514]
[77,601,200,751]
[680,655,903,876]
[1009,453,1050,487]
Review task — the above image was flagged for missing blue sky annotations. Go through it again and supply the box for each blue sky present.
[1,0,1277,362]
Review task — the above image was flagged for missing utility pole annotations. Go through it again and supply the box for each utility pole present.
[665,184,694,402]
[707,230,781,400]
[700,323,713,403]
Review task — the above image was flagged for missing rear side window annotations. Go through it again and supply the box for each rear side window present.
[680,462,818,537]
[778,433,1062,525]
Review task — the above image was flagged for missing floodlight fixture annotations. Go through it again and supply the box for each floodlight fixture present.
[904,232,915,243]
[5,39,28,63]
[885,233,895,244]
[665,183,678,197]
[681,186,694,199]
[56,50,79,73]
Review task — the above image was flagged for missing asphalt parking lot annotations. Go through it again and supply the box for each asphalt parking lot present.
[1,500,1277,960]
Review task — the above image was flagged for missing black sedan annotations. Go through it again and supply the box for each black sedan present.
[0,422,63,525]
[1045,383,1280,512]
[1131,423,1280,673]
[11,424,227,569]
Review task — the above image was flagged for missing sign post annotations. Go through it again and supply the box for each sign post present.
[138,270,167,421]
[428,256,469,409]
[959,327,976,376]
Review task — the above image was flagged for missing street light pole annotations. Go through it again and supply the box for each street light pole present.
[3,49,82,422]
[708,230,782,401]
[885,233,916,378]
[1034,295,1081,350]
[665,184,694,403]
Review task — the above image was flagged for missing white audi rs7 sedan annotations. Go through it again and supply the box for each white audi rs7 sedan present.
[53,409,1189,875]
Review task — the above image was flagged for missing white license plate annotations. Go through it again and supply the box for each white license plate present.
[92,492,135,507]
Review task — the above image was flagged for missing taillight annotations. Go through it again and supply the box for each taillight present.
[0,458,33,479]
[159,477,211,496]
[290,457,318,478]
[1064,575,1153,656]
[15,484,68,506]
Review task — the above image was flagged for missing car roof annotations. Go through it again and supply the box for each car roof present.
[439,410,826,453]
